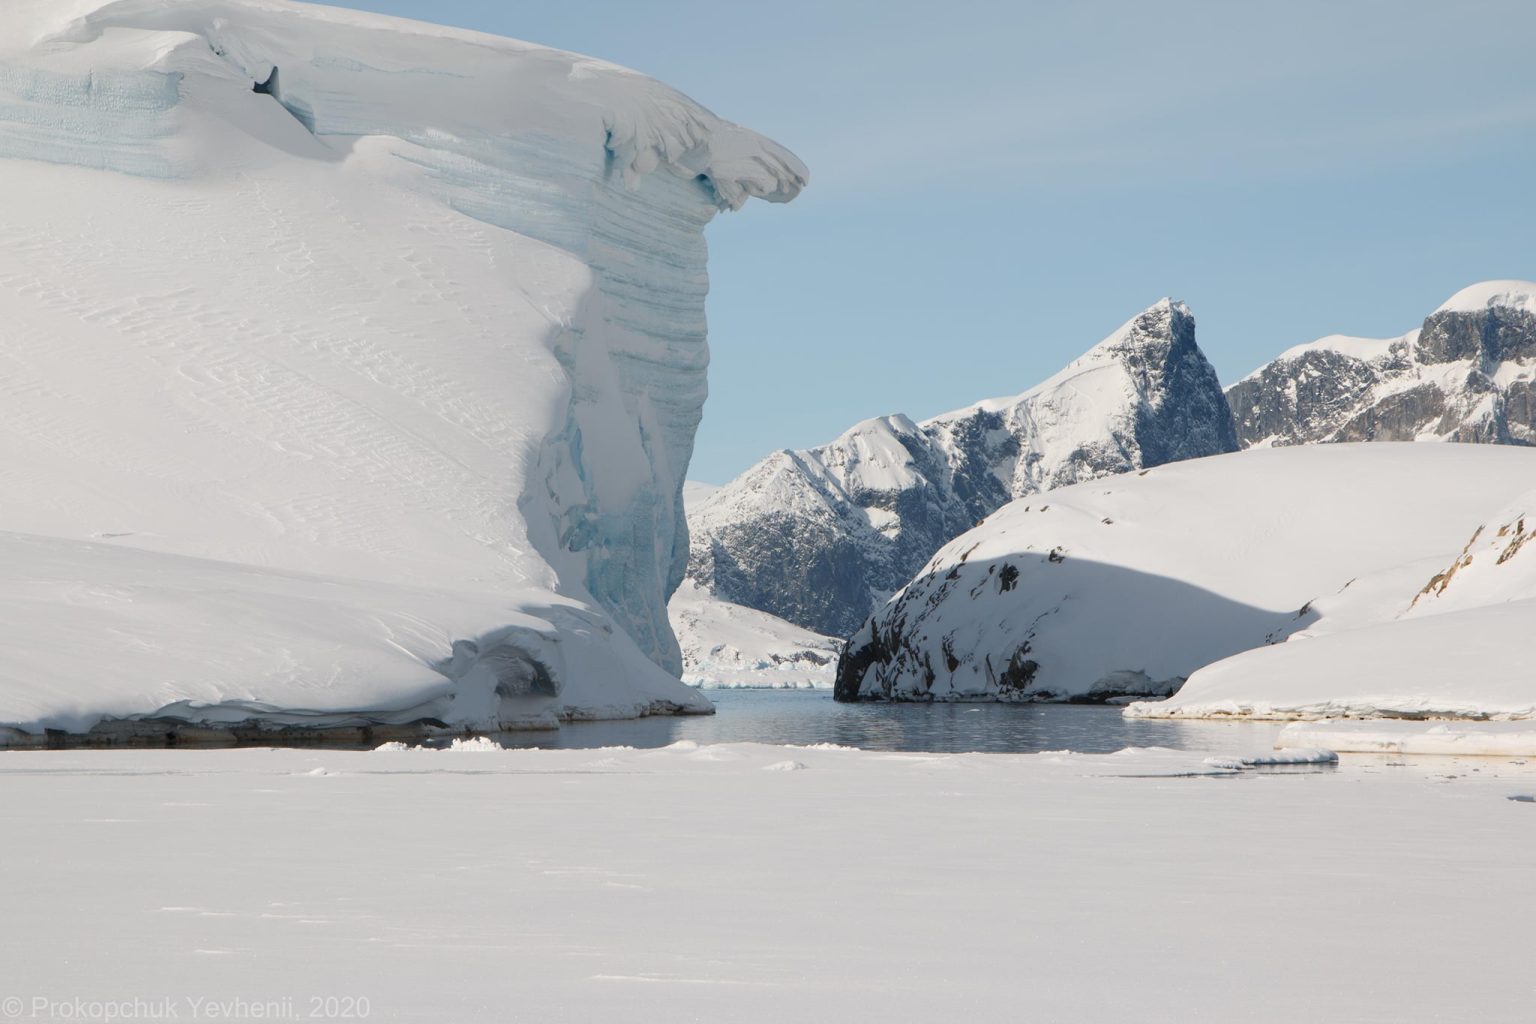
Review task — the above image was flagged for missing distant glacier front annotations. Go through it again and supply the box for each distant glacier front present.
[0,0,804,741]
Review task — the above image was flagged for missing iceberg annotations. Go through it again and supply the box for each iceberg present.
[0,1,804,740]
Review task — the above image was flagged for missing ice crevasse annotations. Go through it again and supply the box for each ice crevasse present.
[0,0,805,737]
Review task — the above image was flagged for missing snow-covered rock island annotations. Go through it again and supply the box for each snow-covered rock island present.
[835,444,1536,706]
[0,0,804,742]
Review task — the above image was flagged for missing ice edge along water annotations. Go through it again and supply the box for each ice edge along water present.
[0,0,804,741]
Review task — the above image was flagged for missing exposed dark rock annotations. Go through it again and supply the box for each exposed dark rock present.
[1229,302,1536,451]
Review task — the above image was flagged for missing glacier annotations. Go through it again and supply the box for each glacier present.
[0,0,804,740]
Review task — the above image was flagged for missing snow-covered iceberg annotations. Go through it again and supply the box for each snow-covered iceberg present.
[0,1,804,739]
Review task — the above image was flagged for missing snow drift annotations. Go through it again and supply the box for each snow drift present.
[0,1,804,738]
[835,444,1536,704]
[1128,484,1536,720]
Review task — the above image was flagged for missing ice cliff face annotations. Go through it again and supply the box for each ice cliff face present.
[1228,281,1536,449]
[0,1,802,736]
[685,300,1237,637]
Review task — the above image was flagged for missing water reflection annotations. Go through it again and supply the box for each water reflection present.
[494,690,1289,757]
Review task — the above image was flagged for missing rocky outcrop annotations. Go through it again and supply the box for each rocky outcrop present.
[686,300,1238,637]
[1228,282,1536,450]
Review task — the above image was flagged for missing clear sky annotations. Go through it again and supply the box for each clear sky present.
[321,0,1536,483]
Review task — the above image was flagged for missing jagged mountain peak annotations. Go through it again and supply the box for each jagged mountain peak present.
[947,299,1193,423]
[1229,279,1536,450]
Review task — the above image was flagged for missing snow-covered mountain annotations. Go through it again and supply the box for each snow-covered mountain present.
[1228,281,1536,448]
[834,444,1536,704]
[0,1,803,739]
[685,299,1237,638]
[1126,484,1536,720]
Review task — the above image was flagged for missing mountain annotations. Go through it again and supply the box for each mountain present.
[833,444,1536,704]
[1126,484,1536,720]
[1228,281,1536,448]
[685,299,1238,638]
[0,1,803,740]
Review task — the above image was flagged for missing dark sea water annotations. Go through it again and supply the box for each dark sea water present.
[496,688,1289,757]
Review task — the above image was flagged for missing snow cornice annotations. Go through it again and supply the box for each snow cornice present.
[26,0,807,210]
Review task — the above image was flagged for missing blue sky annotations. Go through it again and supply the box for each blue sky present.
[322,0,1536,482]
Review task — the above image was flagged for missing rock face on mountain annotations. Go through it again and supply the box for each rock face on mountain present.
[685,300,1238,637]
[1228,282,1536,449]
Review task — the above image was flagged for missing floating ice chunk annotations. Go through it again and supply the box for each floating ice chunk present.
[445,737,502,752]
[1245,749,1339,765]
[1202,749,1337,771]
[1279,720,1536,757]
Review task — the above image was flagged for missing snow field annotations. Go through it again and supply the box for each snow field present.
[4,741,1536,1023]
